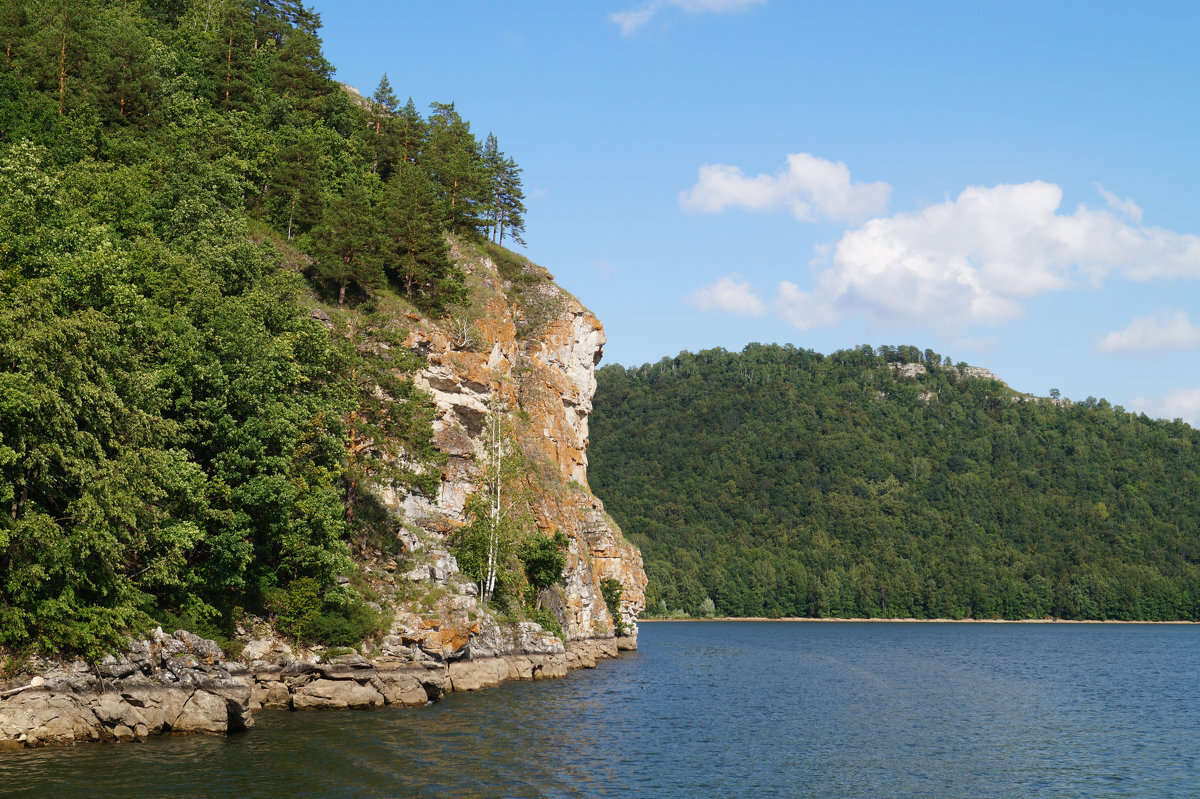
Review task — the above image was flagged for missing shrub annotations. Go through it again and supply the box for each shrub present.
[600,578,627,635]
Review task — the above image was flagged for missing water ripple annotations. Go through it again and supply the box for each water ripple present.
[3,623,1199,797]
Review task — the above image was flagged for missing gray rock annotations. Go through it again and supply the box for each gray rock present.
[97,654,139,680]
[292,679,384,710]
[330,654,372,669]
[173,630,224,665]
[171,690,228,735]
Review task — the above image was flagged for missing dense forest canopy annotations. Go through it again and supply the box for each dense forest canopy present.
[0,0,529,655]
[590,344,1200,621]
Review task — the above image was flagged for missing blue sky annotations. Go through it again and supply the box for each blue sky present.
[311,1,1200,423]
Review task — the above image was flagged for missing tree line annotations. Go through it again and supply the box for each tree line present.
[589,344,1200,621]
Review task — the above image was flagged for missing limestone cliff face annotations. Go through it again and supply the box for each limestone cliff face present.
[375,244,645,652]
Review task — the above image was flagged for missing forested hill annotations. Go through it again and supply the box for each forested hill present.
[0,1,533,656]
[589,344,1200,621]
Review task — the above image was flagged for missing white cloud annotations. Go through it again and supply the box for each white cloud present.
[610,7,656,35]
[680,153,891,223]
[686,276,767,316]
[1129,388,1200,427]
[775,280,839,329]
[1094,183,1143,223]
[1095,311,1200,354]
[611,0,767,35]
[779,181,1200,330]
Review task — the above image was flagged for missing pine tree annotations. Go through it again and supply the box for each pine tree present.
[93,6,162,126]
[481,132,501,238]
[380,166,464,311]
[265,126,326,239]
[209,0,256,111]
[0,2,26,66]
[310,181,386,308]
[425,101,486,234]
[267,28,333,114]
[368,73,398,177]
[21,0,97,115]
[480,132,526,245]
[393,97,426,175]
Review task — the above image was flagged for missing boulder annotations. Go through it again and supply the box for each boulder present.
[377,672,429,706]
[0,691,100,746]
[171,690,228,735]
[261,682,292,711]
[447,658,509,692]
[292,679,384,710]
[614,635,639,651]
[202,682,254,731]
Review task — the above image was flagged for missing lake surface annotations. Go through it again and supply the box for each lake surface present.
[2,621,1197,798]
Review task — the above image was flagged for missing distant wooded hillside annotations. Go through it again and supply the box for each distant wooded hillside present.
[590,344,1200,620]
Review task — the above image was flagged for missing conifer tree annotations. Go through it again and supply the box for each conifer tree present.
[209,0,256,110]
[22,0,97,115]
[481,132,501,237]
[494,154,526,246]
[380,166,464,311]
[93,6,162,126]
[368,72,398,177]
[266,126,326,239]
[310,180,386,308]
[393,97,426,175]
[425,101,486,234]
[267,28,333,114]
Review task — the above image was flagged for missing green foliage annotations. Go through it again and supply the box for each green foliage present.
[522,531,569,598]
[267,577,323,644]
[600,578,627,634]
[265,576,384,647]
[592,344,1200,622]
[0,0,526,656]
[452,491,528,608]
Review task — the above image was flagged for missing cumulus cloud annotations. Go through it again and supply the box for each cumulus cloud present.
[680,153,891,223]
[686,276,767,316]
[611,0,767,35]
[775,280,839,329]
[1129,388,1200,427]
[1095,311,1200,354]
[778,181,1200,330]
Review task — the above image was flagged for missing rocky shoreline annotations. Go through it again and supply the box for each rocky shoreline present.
[0,629,637,749]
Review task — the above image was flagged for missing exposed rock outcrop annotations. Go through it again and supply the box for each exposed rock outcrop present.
[375,243,646,649]
[0,629,252,749]
[0,243,646,749]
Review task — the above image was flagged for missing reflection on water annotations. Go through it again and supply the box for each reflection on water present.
[2,623,1199,798]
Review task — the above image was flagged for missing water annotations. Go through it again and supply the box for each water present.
[2,621,1198,798]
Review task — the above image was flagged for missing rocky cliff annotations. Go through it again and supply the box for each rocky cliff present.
[370,240,645,659]
[0,242,647,749]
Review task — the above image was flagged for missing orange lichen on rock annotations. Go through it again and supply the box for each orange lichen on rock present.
[383,243,645,647]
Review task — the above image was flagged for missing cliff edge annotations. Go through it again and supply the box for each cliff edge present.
[369,239,646,659]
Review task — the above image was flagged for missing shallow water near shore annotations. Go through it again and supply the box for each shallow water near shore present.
[3,621,1198,797]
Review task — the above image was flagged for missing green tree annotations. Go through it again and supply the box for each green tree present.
[309,179,386,308]
[424,101,485,234]
[368,72,398,176]
[481,132,526,245]
[393,97,426,175]
[521,531,568,609]
[380,165,464,311]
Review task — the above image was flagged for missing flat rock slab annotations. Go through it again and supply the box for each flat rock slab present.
[292,679,385,710]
